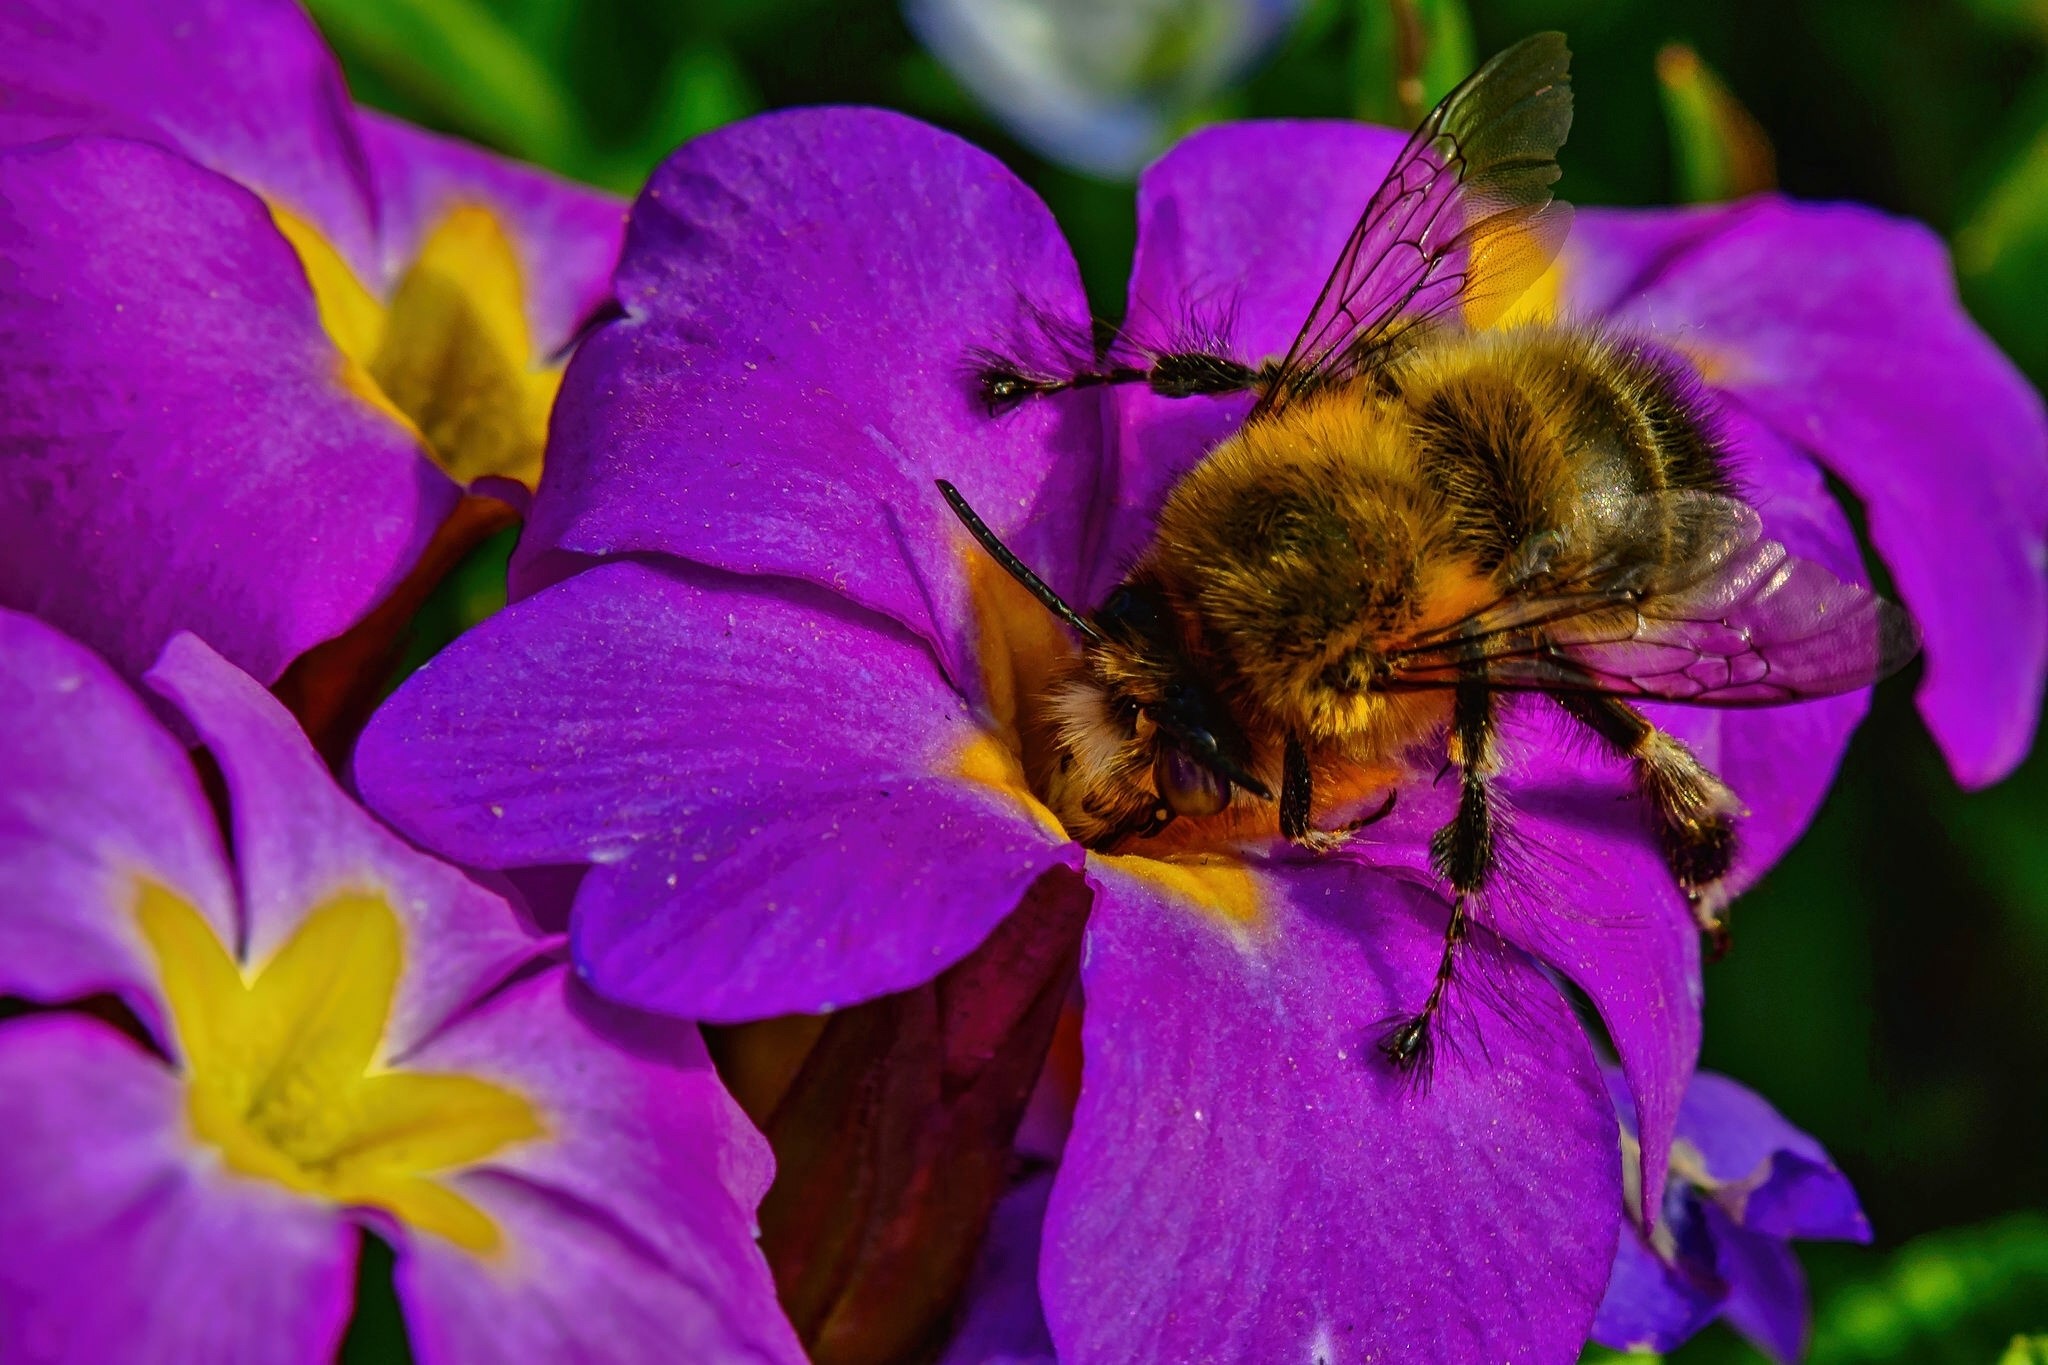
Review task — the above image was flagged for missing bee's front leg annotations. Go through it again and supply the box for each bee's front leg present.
[1280,733,1316,844]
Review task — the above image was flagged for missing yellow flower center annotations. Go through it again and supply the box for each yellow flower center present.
[134,882,544,1254]
[271,203,561,488]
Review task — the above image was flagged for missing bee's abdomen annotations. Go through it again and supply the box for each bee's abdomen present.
[1396,327,1731,574]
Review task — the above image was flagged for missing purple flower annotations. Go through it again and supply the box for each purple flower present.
[355,110,2044,1360]
[1592,1068,1871,1363]
[0,609,801,1364]
[0,0,623,688]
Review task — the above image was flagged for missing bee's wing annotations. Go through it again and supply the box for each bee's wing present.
[1253,32,1575,418]
[1383,493,1922,705]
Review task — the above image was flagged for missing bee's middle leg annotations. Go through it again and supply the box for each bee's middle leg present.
[1551,692,1741,946]
[1279,737,1400,853]
[1382,678,1498,1072]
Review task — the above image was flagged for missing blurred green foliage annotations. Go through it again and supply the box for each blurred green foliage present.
[1807,1215,2048,1363]
[315,0,2048,1359]
[2002,1334,2048,1365]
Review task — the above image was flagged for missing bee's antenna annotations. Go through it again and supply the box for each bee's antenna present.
[935,480,1104,644]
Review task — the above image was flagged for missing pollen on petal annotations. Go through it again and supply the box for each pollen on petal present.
[963,545,1080,757]
[1095,852,1266,930]
[1676,341,1752,388]
[955,731,1071,843]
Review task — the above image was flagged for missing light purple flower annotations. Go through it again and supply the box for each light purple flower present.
[355,109,2044,1361]
[1592,1068,1871,1363]
[0,0,623,687]
[0,609,801,1364]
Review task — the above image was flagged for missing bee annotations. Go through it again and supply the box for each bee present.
[938,33,1919,1069]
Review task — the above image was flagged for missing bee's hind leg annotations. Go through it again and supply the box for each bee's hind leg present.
[1550,692,1743,945]
[1382,678,1500,1073]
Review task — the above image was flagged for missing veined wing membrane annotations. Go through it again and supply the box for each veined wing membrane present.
[1253,31,1575,417]
[1382,496,1921,704]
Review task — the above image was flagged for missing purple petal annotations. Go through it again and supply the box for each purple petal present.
[1577,198,2048,787]
[1676,1072,1870,1243]
[355,111,625,357]
[356,559,1080,1020]
[145,634,542,1054]
[0,0,379,274]
[938,1173,1057,1365]
[1128,120,1408,374]
[0,611,234,1033]
[573,778,1081,1020]
[1590,1225,1723,1357]
[398,1169,799,1365]
[523,106,1099,688]
[1550,204,1728,317]
[393,965,803,1364]
[1706,1204,1810,1365]
[0,136,451,686]
[0,1015,357,1364]
[1043,859,1618,1363]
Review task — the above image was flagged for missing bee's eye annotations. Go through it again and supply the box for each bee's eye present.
[1101,586,1160,635]
[1153,744,1231,818]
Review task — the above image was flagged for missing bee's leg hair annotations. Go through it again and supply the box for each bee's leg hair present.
[1339,787,1400,832]
[1381,678,1497,1072]
[977,352,1270,413]
[1550,691,1740,945]
[1280,732,1314,844]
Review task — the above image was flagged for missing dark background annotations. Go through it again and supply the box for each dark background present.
[313,0,2048,1358]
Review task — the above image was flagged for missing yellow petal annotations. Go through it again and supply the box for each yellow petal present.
[339,1172,507,1255]
[240,892,402,1121]
[136,884,543,1255]
[133,881,246,1077]
[327,1070,545,1176]
[371,204,554,485]
[267,204,387,367]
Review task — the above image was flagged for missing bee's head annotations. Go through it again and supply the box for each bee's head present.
[936,479,1270,848]
[1053,583,1270,831]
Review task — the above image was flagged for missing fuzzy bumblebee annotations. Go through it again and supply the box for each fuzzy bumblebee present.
[942,32,1918,1069]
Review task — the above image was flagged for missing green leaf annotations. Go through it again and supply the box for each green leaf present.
[581,40,762,196]
[1959,0,2048,42]
[2000,1336,2048,1365]
[304,0,581,170]
[387,525,517,691]
[1655,42,1775,204]
[1351,0,1473,127]
[1809,1213,2048,1363]
[1957,93,2048,380]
